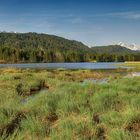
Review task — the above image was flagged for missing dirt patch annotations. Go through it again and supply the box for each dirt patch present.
[65,73,72,76]
[95,126,106,140]
[0,112,27,137]
[47,112,58,123]
[125,120,140,135]
[93,114,100,124]
[40,112,58,137]
[13,76,21,80]
[77,127,94,139]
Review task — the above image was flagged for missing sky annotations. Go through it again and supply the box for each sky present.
[0,0,140,46]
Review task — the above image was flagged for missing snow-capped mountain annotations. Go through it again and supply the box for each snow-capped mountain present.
[118,42,140,51]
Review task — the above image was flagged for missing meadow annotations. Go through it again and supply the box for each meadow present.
[0,65,139,140]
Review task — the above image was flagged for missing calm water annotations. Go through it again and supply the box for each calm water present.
[0,62,126,70]
[0,63,125,69]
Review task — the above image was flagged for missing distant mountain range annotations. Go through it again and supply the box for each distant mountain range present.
[118,42,140,51]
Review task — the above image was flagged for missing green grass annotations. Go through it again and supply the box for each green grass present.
[120,62,140,71]
[0,68,139,139]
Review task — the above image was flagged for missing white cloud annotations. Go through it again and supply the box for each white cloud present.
[106,11,140,20]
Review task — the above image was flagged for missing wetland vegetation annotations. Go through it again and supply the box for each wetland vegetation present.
[0,63,140,139]
[1,0,140,139]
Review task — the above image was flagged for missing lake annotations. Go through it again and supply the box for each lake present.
[0,62,127,70]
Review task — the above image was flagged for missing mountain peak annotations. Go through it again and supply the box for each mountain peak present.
[118,42,140,51]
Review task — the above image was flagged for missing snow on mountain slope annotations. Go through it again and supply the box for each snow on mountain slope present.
[118,42,140,51]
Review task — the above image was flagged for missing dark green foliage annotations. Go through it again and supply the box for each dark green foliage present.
[0,32,91,63]
[91,45,134,54]
[91,45,140,62]
[0,32,139,63]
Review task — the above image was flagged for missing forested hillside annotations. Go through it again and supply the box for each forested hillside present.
[91,45,135,54]
[0,32,92,63]
[0,32,139,63]
[91,45,140,62]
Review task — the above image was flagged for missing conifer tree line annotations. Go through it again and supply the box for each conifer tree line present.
[0,32,139,63]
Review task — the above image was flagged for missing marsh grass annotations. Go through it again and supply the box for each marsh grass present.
[119,62,140,71]
[0,68,139,139]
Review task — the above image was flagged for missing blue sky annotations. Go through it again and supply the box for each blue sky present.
[0,0,140,46]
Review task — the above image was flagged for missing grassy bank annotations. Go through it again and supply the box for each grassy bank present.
[0,68,140,139]
[123,62,140,71]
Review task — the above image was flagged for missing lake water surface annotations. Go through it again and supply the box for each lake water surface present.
[0,62,127,70]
